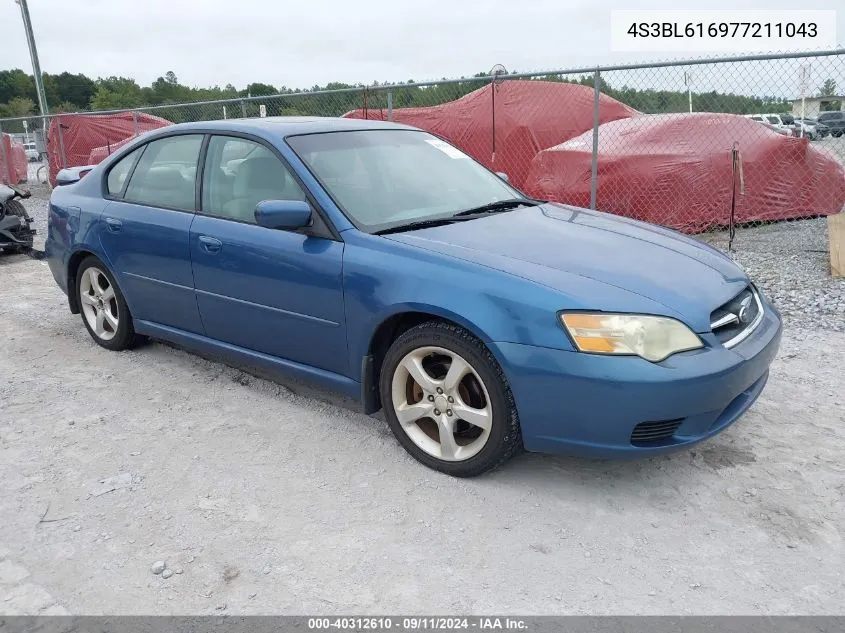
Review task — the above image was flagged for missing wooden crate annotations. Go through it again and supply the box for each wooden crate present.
[830,212,845,278]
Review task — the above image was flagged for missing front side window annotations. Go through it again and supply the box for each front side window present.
[202,136,306,224]
[106,146,143,196]
[123,135,203,210]
[287,130,521,233]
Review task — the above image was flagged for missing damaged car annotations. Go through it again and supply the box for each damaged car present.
[0,184,36,254]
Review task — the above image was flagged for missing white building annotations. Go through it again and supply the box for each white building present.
[790,96,844,118]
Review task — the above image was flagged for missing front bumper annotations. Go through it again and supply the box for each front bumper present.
[492,301,782,458]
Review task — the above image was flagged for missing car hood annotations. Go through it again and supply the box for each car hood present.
[385,204,749,332]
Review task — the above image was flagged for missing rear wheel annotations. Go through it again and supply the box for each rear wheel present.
[76,256,141,351]
[379,321,522,477]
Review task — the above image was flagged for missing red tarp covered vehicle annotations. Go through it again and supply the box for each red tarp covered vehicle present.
[47,111,172,185]
[524,113,845,232]
[343,80,639,189]
[88,134,141,165]
[0,134,28,185]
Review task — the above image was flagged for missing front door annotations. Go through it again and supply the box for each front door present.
[189,135,348,376]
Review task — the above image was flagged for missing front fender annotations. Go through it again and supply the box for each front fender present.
[364,302,494,345]
[342,232,576,382]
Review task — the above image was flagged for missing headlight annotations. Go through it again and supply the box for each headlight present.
[559,313,703,362]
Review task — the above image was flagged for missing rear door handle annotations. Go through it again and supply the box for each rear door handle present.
[104,217,122,233]
[198,235,222,254]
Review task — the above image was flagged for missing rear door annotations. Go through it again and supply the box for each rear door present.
[99,134,205,333]
[189,134,348,375]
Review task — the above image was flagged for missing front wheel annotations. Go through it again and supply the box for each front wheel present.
[76,256,141,351]
[379,321,522,477]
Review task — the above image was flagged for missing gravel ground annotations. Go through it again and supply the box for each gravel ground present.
[1,161,843,615]
[703,218,845,332]
[0,258,843,615]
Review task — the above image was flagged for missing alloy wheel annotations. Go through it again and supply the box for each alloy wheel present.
[390,346,493,462]
[79,266,119,341]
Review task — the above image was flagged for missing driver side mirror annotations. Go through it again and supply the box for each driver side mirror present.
[254,200,312,230]
[496,172,509,183]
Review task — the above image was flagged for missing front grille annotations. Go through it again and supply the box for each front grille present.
[630,419,684,446]
[709,286,763,348]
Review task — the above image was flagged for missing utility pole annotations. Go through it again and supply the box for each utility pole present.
[684,72,693,113]
[798,63,812,139]
[15,0,50,129]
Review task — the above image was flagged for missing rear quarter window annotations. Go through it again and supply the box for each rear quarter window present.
[106,147,144,197]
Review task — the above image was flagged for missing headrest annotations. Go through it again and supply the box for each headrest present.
[234,157,287,197]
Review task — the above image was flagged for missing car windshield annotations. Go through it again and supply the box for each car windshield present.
[287,129,525,233]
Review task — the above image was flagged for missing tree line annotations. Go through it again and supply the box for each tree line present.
[0,67,838,132]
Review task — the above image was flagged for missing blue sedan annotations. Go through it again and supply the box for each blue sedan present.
[45,117,782,477]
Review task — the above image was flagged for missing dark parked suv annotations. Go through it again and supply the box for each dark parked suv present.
[817,111,845,137]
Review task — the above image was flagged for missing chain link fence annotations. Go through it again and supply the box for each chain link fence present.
[1,49,843,247]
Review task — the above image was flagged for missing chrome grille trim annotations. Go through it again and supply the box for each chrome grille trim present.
[710,287,764,349]
[710,312,739,329]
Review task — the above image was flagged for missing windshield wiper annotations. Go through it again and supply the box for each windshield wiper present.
[373,217,468,235]
[452,198,539,217]
[373,198,540,235]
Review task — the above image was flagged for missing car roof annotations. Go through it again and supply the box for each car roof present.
[154,116,418,137]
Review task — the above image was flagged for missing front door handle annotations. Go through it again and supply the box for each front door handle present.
[198,235,222,254]
[104,217,122,233]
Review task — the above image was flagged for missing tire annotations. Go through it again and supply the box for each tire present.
[379,321,522,477]
[76,256,141,351]
[834,131,843,138]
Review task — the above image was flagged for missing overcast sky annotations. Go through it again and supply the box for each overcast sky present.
[1,0,843,91]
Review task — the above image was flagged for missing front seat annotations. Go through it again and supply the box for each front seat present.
[222,156,304,223]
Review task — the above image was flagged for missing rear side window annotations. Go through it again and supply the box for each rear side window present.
[123,135,203,210]
[106,147,143,196]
